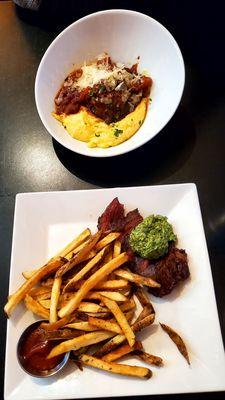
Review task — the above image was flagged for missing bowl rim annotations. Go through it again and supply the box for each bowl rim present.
[35,8,185,158]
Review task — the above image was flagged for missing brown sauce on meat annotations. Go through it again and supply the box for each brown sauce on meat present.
[55,56,152,124]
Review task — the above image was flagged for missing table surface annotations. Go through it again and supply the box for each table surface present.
[0,1,225,399]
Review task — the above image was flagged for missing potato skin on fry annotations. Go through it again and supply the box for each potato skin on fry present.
[160,323,190,365]
[80,354,152,379]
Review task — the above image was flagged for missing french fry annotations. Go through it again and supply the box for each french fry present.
[58,253,129,318]
[55,229,91,259]
[94,313,155,358]
[94,279,130,290]
[49,277,62,323]
[77,302,107,313]
[133,350,163,367]
[29,286,52,298]
[102,341,143,362]
[115,269,160,288]
[56,231,101,278]
[87,291,127,302]
[66,321,101,332]
[24,295,50,319]
[95,232,120,251]
[120,298,136,312]
[22,270,37,279]
[134,306,152,324]
[66,279,130,291]
[40,316,71,331]
[88,317,122,334]
[103,248,113,263]
[41,278,54,288]
[63,247,108,293]
[80,355,152,379]
[100,296,135,347]
[47,330,114,359]
[4,258,65,316]
[113,240,121,258]
[134,287,155,314]
[132,313,155,332]
[41,329,84,341]
[160,323,190,365]
[124,309,135,323]
[65,240,89,260]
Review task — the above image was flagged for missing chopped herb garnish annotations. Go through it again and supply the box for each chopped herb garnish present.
[149,98,152,102]
[114,128,123,137]
[139,120,142,126]
[95,134,100,137]
[98,84,105,94]
[89,89,94,96]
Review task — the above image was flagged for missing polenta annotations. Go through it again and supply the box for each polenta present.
[53,98,148,148]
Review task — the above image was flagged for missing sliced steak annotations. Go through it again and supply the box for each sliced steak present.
[97,197,125,232]
[131,245,190,297]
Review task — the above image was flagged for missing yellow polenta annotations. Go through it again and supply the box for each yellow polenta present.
[52,98,148,148]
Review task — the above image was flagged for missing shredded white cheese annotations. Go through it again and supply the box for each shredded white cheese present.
[73,54,133,90]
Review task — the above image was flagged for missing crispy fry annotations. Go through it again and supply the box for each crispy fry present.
[56,231,101,278]
[120,298,136,312]
[103,248,113,263]
[66,279,130,291]
[66,322,101,331]
[22,270,37,279]
[134,287,155,313]
[24,295,50,319]
[124,309,135,323]
[102,341,143,362]
[29,286,52,298]
[42,299,108,314]
[95,232,120,251]
[58,253,129,318]
[47,330,114,359]
[94,313,155,358]
[88,317,122,334]
[132,313,155,332]
[49,277,62,323]
[133,350,163,367]
[115,269,160,288]
[95,279,130,290]
[55,229,91,259]
[134,306,152,324]
[113,240,121,258]
[77,302,107,313]
[100,296,135,347]
[40,316,71,331]
[80,355,152,379]
[160,323,190,365]
[63,247,108,293]
[41,329,84,341]
[87,291,127,302]
[4,258,65,316]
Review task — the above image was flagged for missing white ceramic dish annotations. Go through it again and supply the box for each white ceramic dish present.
[35,9,185,157]
[4,184,225,400]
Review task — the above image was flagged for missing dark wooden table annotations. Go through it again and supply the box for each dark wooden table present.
[0,1,225,399]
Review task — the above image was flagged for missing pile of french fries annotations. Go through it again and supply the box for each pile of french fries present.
[5,227,190,379]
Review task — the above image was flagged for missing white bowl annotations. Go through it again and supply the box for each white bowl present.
[35,9,185,158]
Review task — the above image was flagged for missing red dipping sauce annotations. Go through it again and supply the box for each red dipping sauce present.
[18,324,65,376]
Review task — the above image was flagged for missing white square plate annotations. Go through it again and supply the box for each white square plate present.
[4,184,225,400]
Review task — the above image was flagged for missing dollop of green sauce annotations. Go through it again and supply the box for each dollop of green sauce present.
[129,215,177,260]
